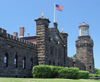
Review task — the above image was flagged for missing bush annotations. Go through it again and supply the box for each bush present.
[89,74,97,77]
[95,68,99,74]
[51,66,64,78]
[58,67,79,79]
[32,65,52,78]
[89,74,100,77]
[78,70,89,79]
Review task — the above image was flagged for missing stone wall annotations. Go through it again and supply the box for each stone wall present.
[76,36,95,73]
[66,57,86,70]
[66,57,73,67]
[0,17,94,77]
[35,18,68,67]
[73,58,86,70]
[0,28,37,77]
[45,27,68,67]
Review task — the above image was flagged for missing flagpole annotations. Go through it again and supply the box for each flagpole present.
[54,3,55,22]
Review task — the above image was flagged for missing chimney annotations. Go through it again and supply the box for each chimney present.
[13,32,18,37]
[19,27,24,38]
[54,22,58,28]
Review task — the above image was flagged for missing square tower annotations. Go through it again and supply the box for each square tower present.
[35,16,50,65]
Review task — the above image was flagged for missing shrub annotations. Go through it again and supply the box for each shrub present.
[89,74,97,77]
[51,66,64,78]
[95,68,99,74]
[89,74,100,77]
[32,65,52,78]
[58,67,79,79]
[78,70,89,79]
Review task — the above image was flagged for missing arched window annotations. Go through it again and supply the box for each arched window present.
[14,55,18,68]
[30,58,33,70]
[4,53,8,67]
[23,57,26,69]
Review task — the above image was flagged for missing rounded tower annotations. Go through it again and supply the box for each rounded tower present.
[76,21,95,74]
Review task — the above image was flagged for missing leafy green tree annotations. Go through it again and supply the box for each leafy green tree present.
[95,68,99,74]
[72,54,76,58]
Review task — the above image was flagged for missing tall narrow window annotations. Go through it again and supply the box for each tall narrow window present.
[89,66,91,70]
[61,64,62,67]
[4,53,8,67]
[50,46,53,55]
[23,57,26,69]
[58,62,59,66]
[14,55,18,68]
[73,62,75,67]
[53,62,55,66]
[30,58,33,70]
[49,61,51,65]
[55,48,57,55]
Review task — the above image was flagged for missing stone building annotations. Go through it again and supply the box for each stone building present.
[76,21,95,73]
[0,15,94,77]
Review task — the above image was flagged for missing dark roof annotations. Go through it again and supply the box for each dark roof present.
[21,36,36,40]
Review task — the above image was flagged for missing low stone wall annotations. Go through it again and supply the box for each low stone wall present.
[89,77,100,80]
[66,57,73,67]
[66,57,86,70]
[73,58,86,70]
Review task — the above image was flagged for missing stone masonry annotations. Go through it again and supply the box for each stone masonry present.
[76,22,95,74]
[0,16,94,78]
[0,28,37,77]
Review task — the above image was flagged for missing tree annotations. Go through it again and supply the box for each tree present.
[72,54,76,58]
[95,68,99,74]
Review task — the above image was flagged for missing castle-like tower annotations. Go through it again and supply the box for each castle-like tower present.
[35,16,50,65]
[35,14,68,66]
[76,21,95,73]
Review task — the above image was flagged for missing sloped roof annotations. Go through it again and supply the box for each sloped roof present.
[21,36,36,40]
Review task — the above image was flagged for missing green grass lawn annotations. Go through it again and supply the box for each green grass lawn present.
[0,78,100,82]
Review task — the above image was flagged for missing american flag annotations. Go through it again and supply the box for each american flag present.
[56,4,63,11]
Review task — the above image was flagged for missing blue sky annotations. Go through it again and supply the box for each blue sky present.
[0,0,100,68]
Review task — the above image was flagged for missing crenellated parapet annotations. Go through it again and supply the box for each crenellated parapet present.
[0,28,37,48]
[0,28,6,36]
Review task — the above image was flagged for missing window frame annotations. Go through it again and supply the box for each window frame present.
[4,53,8,67]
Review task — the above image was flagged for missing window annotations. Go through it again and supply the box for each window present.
[30,58,33,70]
[49,61,51,65]
[55,48,57,55]
[89,66,91,70]
[53,62,55,66]
[50,46,53,54]
[73,62,75,67]
[14,55,18,68]
[58,62,59,66]
[23,57,26,69]
[4,53,8,67]
[61,64,62,67]
[58,50,61,59]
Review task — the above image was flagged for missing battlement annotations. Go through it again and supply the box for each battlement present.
[0,28,6,36]
[0,28,37,48]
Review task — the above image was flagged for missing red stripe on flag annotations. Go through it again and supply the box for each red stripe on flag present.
[56,5,63,11]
